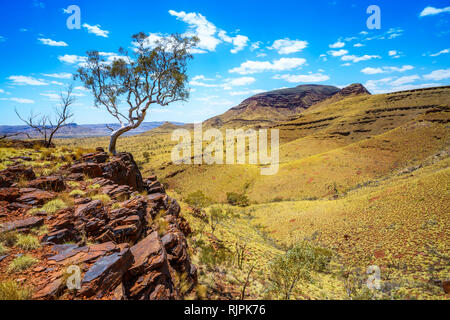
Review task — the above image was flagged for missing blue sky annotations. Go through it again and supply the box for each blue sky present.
[0,0,449,125]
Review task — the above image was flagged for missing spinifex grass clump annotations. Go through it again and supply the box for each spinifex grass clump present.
[0,280,32,300]
[15,234,40,251]
[8,255,38,273]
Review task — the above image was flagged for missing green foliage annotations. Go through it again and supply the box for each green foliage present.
[8,255,38,273]
[0,243,9,255]
[226,192,250,207]
[69,189,85,197]
[91,194,111,204]
[268,242,332,299]
[198,241,231,270]
[0,280,32,300]
[185,191,212,210]
[29,198,69,215]
[15,234,40,251]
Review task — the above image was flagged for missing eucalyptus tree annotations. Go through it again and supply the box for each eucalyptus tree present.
[76,32,198,155]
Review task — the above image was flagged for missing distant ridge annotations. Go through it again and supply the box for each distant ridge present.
[0,121,185,139]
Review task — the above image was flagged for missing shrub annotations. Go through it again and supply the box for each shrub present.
[8,255,38,272]
[185,191,212,210]
[268,242,332,299]
[15,234,40,251]
[91,194,111,204]
[226,192,250,207]
[29,198,69,215]
[0,280,32,300]
[69,189,85,197]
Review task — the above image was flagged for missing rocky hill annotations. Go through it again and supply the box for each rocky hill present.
[204,84,341,128]
[0,147,196,300]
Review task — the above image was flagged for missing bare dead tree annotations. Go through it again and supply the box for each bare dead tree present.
[16,86,75,147]
[76,33,198,155]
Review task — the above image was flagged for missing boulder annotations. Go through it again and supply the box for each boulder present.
[27,176,65,192]
[81,152,109,164]
[17,188,55,206]
[0,216,44,233]
[80,248,133,298]
[69,163,103,178]
[100,153,143,191]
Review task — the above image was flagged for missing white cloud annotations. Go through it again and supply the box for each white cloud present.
[82,23,109,38]
[329,41,345,48]
[38,38,68,47]
[420,6,450,17]
[8,75,48,86]
[192,75,214,81]
[1,97,35,104]
[58,54,87,65]
[328,49,348,57]
[341,54,381,63]
[354,43,365,47]
[423,69,450,81]
[361,65,414,74]
[42,72,72,79]
[229,57,306,75]
[0,89,4,93]
[268,38,308,54]
[273,73,330,83]
[388,50,397,56]
[250,41,262,51]
[226,77,255,86]
[40,93,60,100]
[361,67,384,75]
[430,49,450,57]
[218,31,249,54]
[390,75,420,86]
[169,10,220,52]
[190,76,256,89]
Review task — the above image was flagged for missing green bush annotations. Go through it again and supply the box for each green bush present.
[226,192,250,207]
[268,242,332,299]
[185,191,212,210]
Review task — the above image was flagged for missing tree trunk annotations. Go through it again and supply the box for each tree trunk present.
[109,126,134,155]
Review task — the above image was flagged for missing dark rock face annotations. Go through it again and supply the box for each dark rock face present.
[334,83,371,97]
[100,153,144,191]
[0,151,196,300]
